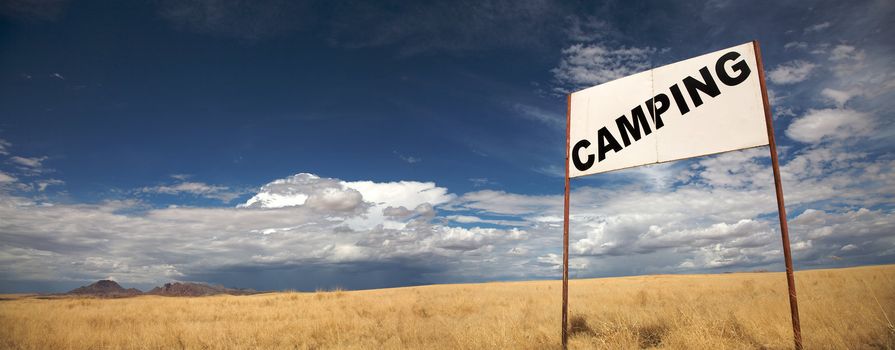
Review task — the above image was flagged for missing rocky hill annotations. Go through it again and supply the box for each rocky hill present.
[64,280,257,298]
[66,280,142,297]
[147,282,256,297]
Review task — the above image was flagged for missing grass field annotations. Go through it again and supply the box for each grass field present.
[1,265,893,349]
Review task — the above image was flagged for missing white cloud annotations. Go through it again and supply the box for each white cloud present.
[9,156,47,168]
[36,179,63,191]
[0,139,10,156]
[829,45,864,62]
[451,136,895,273]
[0,173,531,286]
[445,215,526,227]
[840,244,858,252]
[0,171,17,184]
[534,164,565,178]
[823,43,895,101]
[240,173,320,208]
[468,178,495,188]
[551,44,656,93]
[788,208,895,261]
[343,178,454,230]
[241,174,367,213]
[449,190,558,216]
[342,179,455,210]
[537,253,589,271]
[784,41,808,50]
[435,226,525,251]
[2,142,894,288]
[768,60,817,85]
[512,103,564,129]
[305,186,364,212]
[242,173,456,231]
[142,181,242,202]
[394,151,422,164]
[804,22,831,33]
[767,88,782,105]
[821,88,860,107]
[691,148,770,189]
[785,108,874,143]
[564,15,608,42]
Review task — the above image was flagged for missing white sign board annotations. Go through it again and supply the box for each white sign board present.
[568,42,769,178]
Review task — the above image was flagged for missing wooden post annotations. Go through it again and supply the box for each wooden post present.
[562,94,571,349]
[753,39,803,350]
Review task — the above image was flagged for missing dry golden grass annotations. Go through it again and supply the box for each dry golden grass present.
[1,264,893,349]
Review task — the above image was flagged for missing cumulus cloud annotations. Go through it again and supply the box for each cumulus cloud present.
[451,138,895,274]
[240,173,322,208]
[3,140,895,291]
[785,108,874,143]
[768,60,817,85]
[0,173,531,290]
[435,226,525,251]
[789,208,895,266]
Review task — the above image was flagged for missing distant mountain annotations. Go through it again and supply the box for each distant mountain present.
[147,282,257,297]
[62,280,257,298]
[66,280,142,297]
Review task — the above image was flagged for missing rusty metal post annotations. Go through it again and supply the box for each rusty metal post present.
[562,94,571,349]
[753,39,803,350]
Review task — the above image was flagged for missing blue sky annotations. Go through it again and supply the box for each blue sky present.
[0,0,893,293]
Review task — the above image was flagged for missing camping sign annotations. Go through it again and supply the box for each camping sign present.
[560,41,803,350]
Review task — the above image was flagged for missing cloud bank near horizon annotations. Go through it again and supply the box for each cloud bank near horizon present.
[1,133,892,292]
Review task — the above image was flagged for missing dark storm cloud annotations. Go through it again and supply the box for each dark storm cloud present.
[183,261,445,291]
